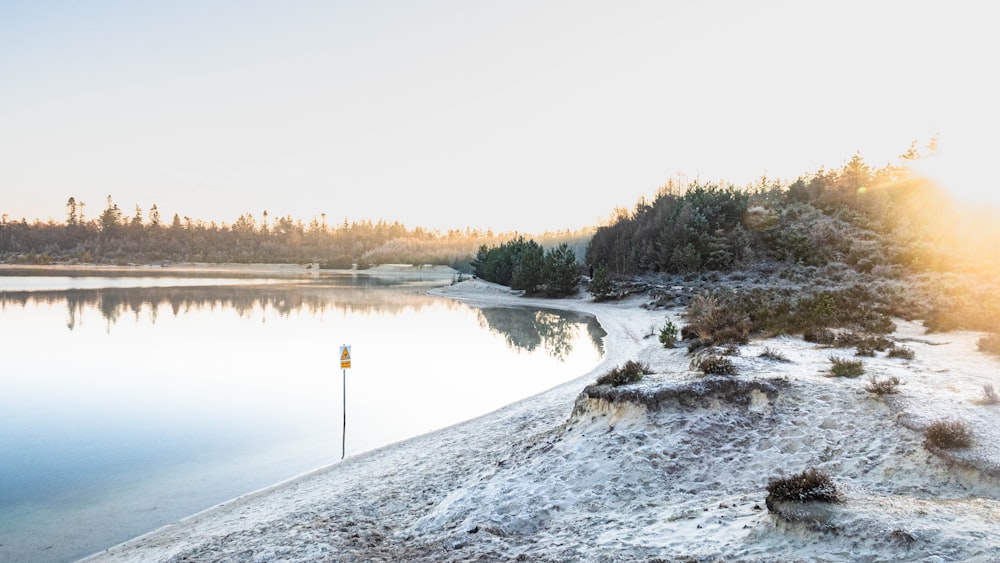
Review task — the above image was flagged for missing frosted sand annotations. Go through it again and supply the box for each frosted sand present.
[82,280,1000,562]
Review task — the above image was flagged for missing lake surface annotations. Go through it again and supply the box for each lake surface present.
[0,269,605,563]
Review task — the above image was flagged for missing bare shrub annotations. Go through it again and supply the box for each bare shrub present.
[765,468,841,512]
[889,528,916,544]
[759,347,790,362]
[697,354,737,376]
[684,293,750,345]
[855,341,877,357]
[978,334,1000,355]
[924,419,973,450]
[829,356,865,378]
[595,360,652,387]
[865,375,900,395]
[887,346,915,360]
[803,328,836,345]
[981,384,999,405]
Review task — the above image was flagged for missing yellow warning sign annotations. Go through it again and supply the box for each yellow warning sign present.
[340,345,351,369]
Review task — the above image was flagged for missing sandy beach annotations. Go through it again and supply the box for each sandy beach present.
[81,279,1000,562]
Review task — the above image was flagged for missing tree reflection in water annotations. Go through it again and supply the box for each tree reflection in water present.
[475,307,605,360]
[0,282,457,332]
[0,282,606,357]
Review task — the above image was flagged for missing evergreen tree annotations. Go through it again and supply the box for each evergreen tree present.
[543,243,580,297]
[511,239,544,291]
[588,262,613,301]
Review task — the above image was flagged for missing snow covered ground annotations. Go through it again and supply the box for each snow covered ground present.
[82,279,1000,562]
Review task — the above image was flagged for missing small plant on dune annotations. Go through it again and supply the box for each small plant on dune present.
[855,341,877,357]
[697,354,737,376]
[803,328,837,345]
[980,384,999,405]
[595,360,652,387]
[924,419,973,450]
[759,347,791,362]
[864,375,900,395]
[659,319,679,348]
[829,356,865,378]
[765,468,841,512]
[887,345,915,360]
[978,333,1000,355]
[889,528,917,544]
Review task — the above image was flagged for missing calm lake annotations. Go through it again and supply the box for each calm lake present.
[0,268,605,563]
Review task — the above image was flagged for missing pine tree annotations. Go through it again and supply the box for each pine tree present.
[588,262,613,301]
[543,243,580,297]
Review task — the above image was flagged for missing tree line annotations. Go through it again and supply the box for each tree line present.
[471,237,581,297]
[0,195,592,271]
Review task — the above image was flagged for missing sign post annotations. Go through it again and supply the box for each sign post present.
[339,345,351,459]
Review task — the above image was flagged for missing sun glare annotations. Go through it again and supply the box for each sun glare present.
[910,140,1000,209]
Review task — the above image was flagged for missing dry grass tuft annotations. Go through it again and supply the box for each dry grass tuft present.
[924,419,973,450]
[865,375,900,395]
[765,468,841,512]
[595,360,652,387]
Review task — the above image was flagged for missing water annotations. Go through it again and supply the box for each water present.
[0,269,605,562]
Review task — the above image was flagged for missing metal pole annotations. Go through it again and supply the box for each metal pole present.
[341,367,346,459]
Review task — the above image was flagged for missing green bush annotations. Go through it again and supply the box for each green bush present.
[765,468,841,512]
[924,419,973,449]
[595,360,652,387]
[829,356,864,378]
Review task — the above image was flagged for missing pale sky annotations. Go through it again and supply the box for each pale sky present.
[2,1,997,233]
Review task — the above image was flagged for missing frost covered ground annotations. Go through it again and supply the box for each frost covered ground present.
[83,279,1000,562]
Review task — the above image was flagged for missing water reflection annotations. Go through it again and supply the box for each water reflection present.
[0,276,605,563]
[0,282,458,331]
[476,307,606,360]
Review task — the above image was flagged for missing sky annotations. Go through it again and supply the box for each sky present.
[2,0,997,233]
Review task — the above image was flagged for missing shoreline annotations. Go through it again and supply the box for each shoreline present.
[0,262,460,278]
[81,280,660,562]
[78,277,1000,561]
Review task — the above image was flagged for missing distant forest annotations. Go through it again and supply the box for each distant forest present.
[0,197,592,272]
[3,146,996,280]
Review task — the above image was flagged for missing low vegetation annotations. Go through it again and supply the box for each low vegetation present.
[886,345,915,360]
[854,336,894,357]
[759,347,790,362]
[865,375,901,395]
[978,334,1000,355]
[980,384,999,405]
[765,468,841,512]
[924,419,973,450]
[696,354,737,376]
[595,360,652,387]
[828,357,865,378]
